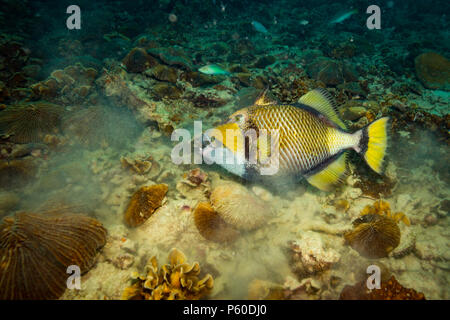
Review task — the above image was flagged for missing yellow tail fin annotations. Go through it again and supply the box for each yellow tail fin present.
[359,117,389,173]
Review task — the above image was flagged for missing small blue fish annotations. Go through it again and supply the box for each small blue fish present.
[251,21,269,33]
[329,9,358,24]
[198,64,230,75]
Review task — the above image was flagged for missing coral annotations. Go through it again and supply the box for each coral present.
[0,211,107,299]
[184,89,230,108]
[361,200,410,226]
[306,57,358,86]
[31,63,98,105]
[340,275,426,300]
[0,101,64,143]
[332,199,350,213]
[344,214,400,259]
[176,168,210,202]
[146,64,178,83]
[344,201,408,259]
[341,100,367,121]
[193,202,240,243]
[122,48,159,73]
[0,34,37,102]
[148,47,193,70]
[247,279,285,300]
[122,248,213,300]
[287,231,341,277]
[152,82,182,100]
[179,71,221,87]
[251,55,276,69]
[121,154,161,177]
[353,168,397,199]
[124,184,168,227]
[414,52,450,91]
[210,181,272,231]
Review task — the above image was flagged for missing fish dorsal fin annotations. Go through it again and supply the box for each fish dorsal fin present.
[254,89,278,106]
[306,152,348,191]
[299,89,347,130]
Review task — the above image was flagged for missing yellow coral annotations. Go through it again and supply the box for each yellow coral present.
[122,248,213,300]
[361,200,410,226]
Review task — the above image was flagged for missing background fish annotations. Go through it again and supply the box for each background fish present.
[329,9,358,24]
[251,21,269,33]
[202,89,389,191]
[198,64,230,75]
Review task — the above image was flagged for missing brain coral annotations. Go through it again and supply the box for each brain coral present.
[124,184,168,227]
[0,211,107,300]
[210,181,272,231]
[122,248,213,300]
[415,52,450,91]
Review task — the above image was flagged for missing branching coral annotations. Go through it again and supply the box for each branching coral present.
[122,248,213,300]
[0,101,64,143]
[124,184,168,227]
[344,200,409,259]
[0,211,107,299]
[340,275,426,300]
[193,202,240,243]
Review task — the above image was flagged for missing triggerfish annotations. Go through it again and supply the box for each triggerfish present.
[201,89,388,191]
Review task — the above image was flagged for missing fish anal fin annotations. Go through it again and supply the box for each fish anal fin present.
[299,88,347,130]
[306,152,348,191]
[254,89,278,106]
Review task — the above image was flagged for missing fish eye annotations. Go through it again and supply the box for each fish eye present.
[234,114,244,122]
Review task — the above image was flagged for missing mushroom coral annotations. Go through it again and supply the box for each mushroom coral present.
[210,181,272,231]
[124,184,168,227]
[344,200,409,259]
[0,211,107,300]
[0,101,64,143]
[193,202,239,243]
[340,275,426,300]
[122,248,213,300]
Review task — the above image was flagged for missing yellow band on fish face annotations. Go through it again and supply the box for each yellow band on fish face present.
[210,122,245,154]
